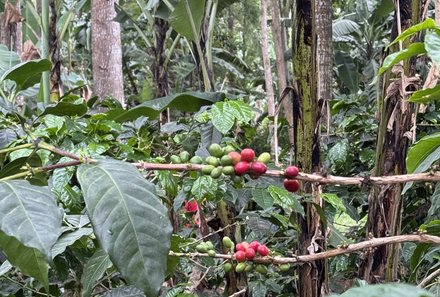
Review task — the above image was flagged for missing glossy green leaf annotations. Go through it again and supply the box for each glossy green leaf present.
[0,45,21,76]
[425,32,440,67]
[0,59,51,92]
[268,185,304,216]
[228,100,253,123]
[335,51,359,92]
[106,92,224,123]
[252,188,274,209]
[51,228,93,258]
[378,43,426,77]
[419,220,440,236]
[0,180,63,260]
[103,286,146,297]
[387,18,439,49]
[211,102,235,134]
[331,283,433,297]
[0,231,48,290]
[169,0,205,41]
[408,84,440,103]
[77,159,172,296]
[191,176,217,200]
[406,132,440,173]
[39,101,88,117]
[322,193,346,213]
[81,248,113,297]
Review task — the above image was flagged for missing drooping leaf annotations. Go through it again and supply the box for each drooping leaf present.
[103,286,146,297]
[378,43,426,77]
[169,0,205,41]
[406,132,440,173]
[330,283,433,297]
[370,0,394,22]
[81,248,113,297]
[322,193,346,213]
[211,102,235,134]
[0,59,52,92]
[252,188,274,209]
[0,45,21,76]
[0,180,63,260]
[332,19,360,39]
[267,185,304,216]
[328,139,351,173]
[387,18,439,49]
[77,159,172,296]
[0,128,18,148]
[106,92,224,123]
[0,260,12,276]
[51,228,94,258]
[0,231,49,290]
[425,31,440,67]
[335,51,359,93]
[39,101,88,117]
[408,84,440,103]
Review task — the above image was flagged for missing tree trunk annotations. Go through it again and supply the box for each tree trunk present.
[152,18,169,98]
[293,0,326,296]
[91,0,125,106]
[49,0,62,101]
[270,0,294,156]
[1,0,23,54]
[359,0,424,283]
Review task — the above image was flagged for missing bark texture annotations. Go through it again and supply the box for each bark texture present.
[270,0,294,151]
[1,0,23,53]
[49,0,62,101]
[359,0,424,283]
[91,0,125,106]
[293,0,326,296]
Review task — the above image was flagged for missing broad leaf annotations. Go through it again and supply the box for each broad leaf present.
[252,188,274,209]
[40,101,88,117]
[211,102,235,134]
[387,18,439,49]
[330,283,433,297]
[0,231,49,290]
[322,193,346,212]
[0,260,12,276]
[51,228,93,258]
[428,183,440,220]
[378,43,426,77]
[408,84,440,103]
[268,185,305,216]
[169,0,205,41]
[228,100,253,123]
[106,92,224,123]
[191,176,217,200]
[0,45,21,76]
[77,159,172,296]
[406,132,440,173]
[0,180,63,260]
[425,32,440,67]
[0,59,51,92]
[81,248,113,297]
[103,286,146,297]
[335,51,359,93]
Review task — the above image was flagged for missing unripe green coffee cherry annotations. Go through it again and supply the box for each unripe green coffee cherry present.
[245,263,254,272]
[179,151,190,163]
[235,262,247,273]
[196,244,208,253]
[206,156,220,167]
[223,262,233,272]
[205,241,214,250]
[209,143,224,157]
[256,264,268,275]
[210,167,222,179]
[170,155,182,164]
[221,155,233,166]
[257,152,271,164]
[279,263,290,272]
[222,166,235,176]
[190,156,203,164]
[222,236,234,249]
[223,145,235,154]
[202,165,215,175]
[208,250,216,257]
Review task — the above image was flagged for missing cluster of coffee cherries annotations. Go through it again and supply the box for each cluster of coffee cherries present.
[283,166,300,192]
[221,236,280,274]
[230,148,270,179]
[195,240,217,257]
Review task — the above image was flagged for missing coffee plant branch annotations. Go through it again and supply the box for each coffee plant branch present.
[1,142,440,185]
[170,234,440,265]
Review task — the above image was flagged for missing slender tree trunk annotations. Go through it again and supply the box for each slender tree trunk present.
[270,0,294,155]
[49,0,62,101]
[91,0,125,106]
[152,18,169,99]
[359,0,424,283]
[1,0,23,54]
[261,0,277,162]
[293,0,326,296]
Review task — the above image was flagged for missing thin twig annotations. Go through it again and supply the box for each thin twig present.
[170,234,440,265]
[181,221,246,248]
[228,288,247,297]
[418,268,440,288]
[0,275,55,297]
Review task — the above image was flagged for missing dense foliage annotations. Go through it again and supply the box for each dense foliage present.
[0,0,439,297]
